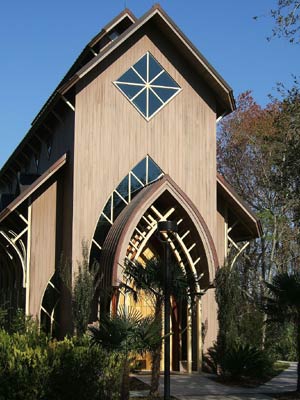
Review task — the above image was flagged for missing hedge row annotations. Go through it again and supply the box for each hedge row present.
[0,330,123,400]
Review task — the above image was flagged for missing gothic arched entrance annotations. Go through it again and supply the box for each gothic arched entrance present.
[90,157,219,371]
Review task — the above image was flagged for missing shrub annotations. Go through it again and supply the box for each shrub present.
[266,322,297,361]
[203,341,223,374]
[72,242,100,336]
[204,341,273,379]
[0,330,123,400]
[0,329,49,400]
[222,342,272,379]
[46,336,123,400]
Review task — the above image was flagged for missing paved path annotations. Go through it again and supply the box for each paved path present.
[259,361,297,394]
[132,362,297,399]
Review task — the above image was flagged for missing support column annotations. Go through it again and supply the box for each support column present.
[170,312,173,371]
[25,203,32,316]
[171,298,180,371]
[224,205,228,264]
[196,297,202,372]
[187,303,192,373]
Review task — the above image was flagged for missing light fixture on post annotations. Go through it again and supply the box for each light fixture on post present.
[157,220,178,400]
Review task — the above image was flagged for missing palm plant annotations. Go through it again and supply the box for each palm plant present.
[263,272,300,391]
[89,307,160,400]
[123,256,192,397]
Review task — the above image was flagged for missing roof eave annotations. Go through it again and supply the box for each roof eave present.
[0,10,137,179]
[217,173,262,239]
[0,153,67,223]
[62,5,235,114]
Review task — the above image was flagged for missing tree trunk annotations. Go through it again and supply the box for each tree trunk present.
[150,298,163,397]
[150,346,162,397]
[121,358,130,400]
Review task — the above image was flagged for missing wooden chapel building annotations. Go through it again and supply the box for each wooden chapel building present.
[0,5,262,372]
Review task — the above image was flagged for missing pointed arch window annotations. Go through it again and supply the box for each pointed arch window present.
[90,156,164,263]
[114,52,181,120]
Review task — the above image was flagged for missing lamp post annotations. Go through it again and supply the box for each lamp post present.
[157,220,178,400]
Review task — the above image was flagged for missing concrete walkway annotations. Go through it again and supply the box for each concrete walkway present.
[259,361,297,394]
[132,362,298,399]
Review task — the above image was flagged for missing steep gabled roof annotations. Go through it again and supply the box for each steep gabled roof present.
[0,9,136,182]
[0,5,235,183]
[33,9,136,125]
[60,4,235,115]
[217,173,262,240]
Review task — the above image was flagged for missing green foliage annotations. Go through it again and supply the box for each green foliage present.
[46,336,122,400]
[264,272,300,323]
[73,241,100,336]
[0,329,49,400]
[0,306,8,330]
[89,307,143,353]
[217,86,300,364]
[263,272,300,390]
[266,322,297,361]
[89,308,161,355]
[123,257,191,304]
[89,308,160,400]
[213,263,276,379]
[134,315,162,355]
[123,256,192,396]
[215,265,243,350]
[0,307,27,333]
[204,341,272,379]
[222,342,272,379]
[203,341,222,374]
[0,329,123,400]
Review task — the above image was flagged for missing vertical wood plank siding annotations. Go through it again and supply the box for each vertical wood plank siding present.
[29,181,57,317]
[72,31,217,269]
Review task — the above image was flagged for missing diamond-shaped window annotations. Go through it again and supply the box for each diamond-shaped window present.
[114,52,181,120]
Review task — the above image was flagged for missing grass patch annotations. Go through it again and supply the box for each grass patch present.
[273,361,291,375]
[211,361,290,387]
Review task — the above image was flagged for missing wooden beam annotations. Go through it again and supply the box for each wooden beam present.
[92,238,102,251]
[181,230,190,240]
[26,141,39,154]
[88,46,98,57]
[33,133,44,145]
[12,226,28,243]
[13,158,23,169]
[61,95,75,112]
[18,152,30,162]
[51,109,63,124]
[42,123,53,135]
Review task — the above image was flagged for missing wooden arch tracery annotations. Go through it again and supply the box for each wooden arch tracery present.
[100,174,219,290]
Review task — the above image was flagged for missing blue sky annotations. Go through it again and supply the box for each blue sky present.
[0,0,299,168]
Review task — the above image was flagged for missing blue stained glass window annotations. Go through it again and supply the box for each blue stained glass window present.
[117,68,144,85]
[114,52,181,120]
[117,83,143,100]
[151,72,179,88]
[132,55,148,81]
[132,88,147,115]
[149,90,163,116]
[148,53,163,81]
[152,87,178,103]
[132,158,147,184]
